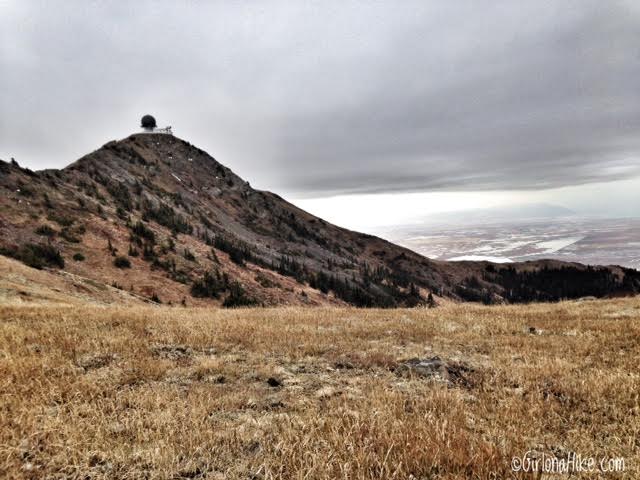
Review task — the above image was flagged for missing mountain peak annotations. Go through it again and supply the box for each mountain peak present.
[66,133,247,199]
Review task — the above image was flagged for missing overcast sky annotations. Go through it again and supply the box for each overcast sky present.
[1,1,639,227]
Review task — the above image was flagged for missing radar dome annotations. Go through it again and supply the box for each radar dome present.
[140,115,157,129]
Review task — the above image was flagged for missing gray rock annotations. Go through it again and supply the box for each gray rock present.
[396,356,449,381]
[76,353,116,371]
[151,344,192,360]
[396,356,476,388]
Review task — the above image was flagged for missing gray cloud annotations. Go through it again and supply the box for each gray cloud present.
[1,0,639,197]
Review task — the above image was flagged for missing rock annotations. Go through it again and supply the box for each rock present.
[268,398,286,409]
[396,356,476,388]
[76,353,116,371]
[315,386,339,399]
[151,344,192,360]
[526,326,543,335]
[575,296,597,302]
[396,356,449,381]
[19,439,32,461]
[333,358,355,370]
[109,422,126,435]
[511,386,525,396]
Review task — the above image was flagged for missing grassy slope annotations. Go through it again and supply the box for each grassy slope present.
[1,298,639,479]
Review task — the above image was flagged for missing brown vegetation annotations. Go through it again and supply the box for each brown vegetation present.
[1,297,638,478]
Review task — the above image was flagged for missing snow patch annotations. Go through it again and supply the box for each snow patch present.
[536,236,583,254]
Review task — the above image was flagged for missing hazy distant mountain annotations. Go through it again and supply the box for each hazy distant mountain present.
[417,203,577,226]
[1,133,638,306]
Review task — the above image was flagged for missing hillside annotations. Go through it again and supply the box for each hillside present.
[1,298,638,478]
[1,132,639,307]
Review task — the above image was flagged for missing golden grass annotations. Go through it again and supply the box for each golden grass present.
[0,298,639,479]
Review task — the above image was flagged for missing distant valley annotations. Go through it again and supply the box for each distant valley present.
[377,215,640,269]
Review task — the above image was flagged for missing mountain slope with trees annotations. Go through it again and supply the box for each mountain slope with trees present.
[1,133,638,306]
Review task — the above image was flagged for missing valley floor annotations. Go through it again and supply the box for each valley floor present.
[1,298,639,479]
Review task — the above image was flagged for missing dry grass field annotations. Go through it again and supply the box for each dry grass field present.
[1,298,639,479]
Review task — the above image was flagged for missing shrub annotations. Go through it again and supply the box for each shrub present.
[143,201,192,235]
[60,227,81,243]
[42,193,53,209]
[191,269,229,298]
[255,272,278,288]
[17,184,34,197]
[130,221,155,244]
[73,253,85,262]
[159,238,176,255]
[116,206,128,219]
[223,282,258,308]
[105,181,133,211]
[107,238,117,256]
[114,256,131,269]
[142,244,156,261]
[47,212,74,227]
[35,225,56,237]
[214,235,252,266]
[0,243,64,269]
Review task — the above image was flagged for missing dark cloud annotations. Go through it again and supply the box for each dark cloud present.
[1,1,639,197]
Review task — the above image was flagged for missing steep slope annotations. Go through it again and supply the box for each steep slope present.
[1,133,639,306]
